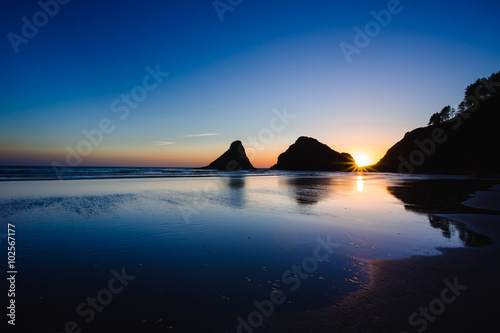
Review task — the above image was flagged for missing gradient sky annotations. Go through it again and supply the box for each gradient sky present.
[1,0,499,168]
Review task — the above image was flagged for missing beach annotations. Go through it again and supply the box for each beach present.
[1,170,498,332]
[269,179,500,332]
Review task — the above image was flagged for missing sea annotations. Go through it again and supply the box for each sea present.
[0,166,275,181]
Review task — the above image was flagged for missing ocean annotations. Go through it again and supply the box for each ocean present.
[0,166,276,181]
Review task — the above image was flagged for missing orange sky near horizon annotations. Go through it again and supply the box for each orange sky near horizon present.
[0,136,389,169]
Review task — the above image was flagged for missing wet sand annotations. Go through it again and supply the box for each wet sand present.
[3,174,497,332]
[269,181,500,332]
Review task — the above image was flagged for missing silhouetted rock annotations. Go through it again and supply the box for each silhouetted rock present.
[270,136,356,171]
[372,94,500,174]
[202,140,255,171]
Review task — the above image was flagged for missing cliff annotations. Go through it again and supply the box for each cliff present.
[372,94,500,174]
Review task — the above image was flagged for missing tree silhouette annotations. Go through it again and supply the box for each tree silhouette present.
[462,71,499,111]
[428,105,454,126]
[457,101,466,115]
[428,112,442,126]
[430,70,499,122]
[440,105,452,120]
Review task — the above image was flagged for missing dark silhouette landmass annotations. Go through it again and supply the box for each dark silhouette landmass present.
[372,71,500,174]
[271,136,356,171]
[202,140,255,171]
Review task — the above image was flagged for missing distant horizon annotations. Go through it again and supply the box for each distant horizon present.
[0,134,383,169]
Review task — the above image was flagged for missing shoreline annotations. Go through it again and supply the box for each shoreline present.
[269,183,500,332]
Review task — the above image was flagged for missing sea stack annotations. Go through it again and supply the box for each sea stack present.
[203,140,255,171]
[271,136,356,171]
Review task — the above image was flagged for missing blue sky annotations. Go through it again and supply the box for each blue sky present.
[1,0,499,167]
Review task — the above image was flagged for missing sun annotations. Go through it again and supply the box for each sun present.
[352,153,373,168]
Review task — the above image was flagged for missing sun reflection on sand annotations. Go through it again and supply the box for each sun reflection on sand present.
[357,175,364,192]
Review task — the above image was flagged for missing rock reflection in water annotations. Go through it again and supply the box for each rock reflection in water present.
[387,179,496,247]
[284,177,333,205]
[223,175,246,208]
[427,214,494,247]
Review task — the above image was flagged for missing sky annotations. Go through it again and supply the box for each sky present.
[1,0,499,168]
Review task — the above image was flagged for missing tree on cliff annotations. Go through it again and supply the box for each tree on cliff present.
[428,105,454,126]
[460,71,499,113]
[429,71,499,125]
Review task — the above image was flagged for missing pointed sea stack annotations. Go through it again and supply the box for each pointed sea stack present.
[203,140,255,171]
[271,136,356,171]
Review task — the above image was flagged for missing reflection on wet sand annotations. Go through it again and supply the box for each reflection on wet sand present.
[357,175,364,192]
[227,175,245,189]
[427,214,493,247]
[282,176,334,205]
[386,178,499,214]
[269,177,500,333]
[222,175,246,208]
[387,178,497,247]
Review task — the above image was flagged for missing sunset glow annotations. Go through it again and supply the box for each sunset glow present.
[352,153,374,168]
